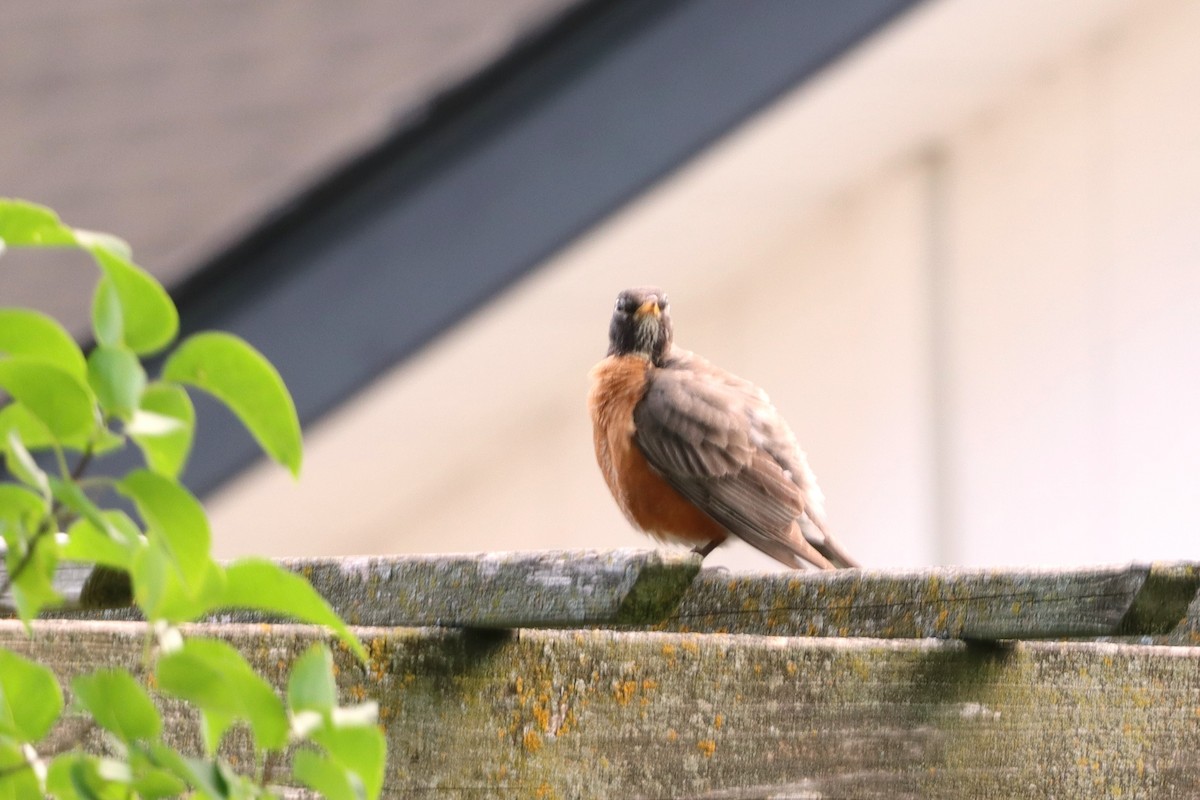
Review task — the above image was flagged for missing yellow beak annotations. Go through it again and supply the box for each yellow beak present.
[635,298,661,318]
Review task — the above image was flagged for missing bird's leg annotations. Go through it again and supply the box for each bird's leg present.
[691,539,721,558]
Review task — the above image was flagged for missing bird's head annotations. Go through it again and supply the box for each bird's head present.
[607,286,672,366]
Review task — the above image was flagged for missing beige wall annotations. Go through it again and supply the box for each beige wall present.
[208,0,1199,570]
[941,0,1200,564]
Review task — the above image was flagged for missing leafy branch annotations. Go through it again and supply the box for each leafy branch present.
[0,199,385,799]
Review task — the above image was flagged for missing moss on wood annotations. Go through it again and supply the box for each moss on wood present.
[5,620,1200,798]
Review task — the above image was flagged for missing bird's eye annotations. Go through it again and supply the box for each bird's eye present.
[616,296,637,314]
[659,295,669,310]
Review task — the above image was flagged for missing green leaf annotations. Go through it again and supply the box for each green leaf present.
[49,477,113,538]
[46,754,130,800]
[8,528,61,621]
[129,383,194,478]
[163,332,302,476]
[0,358,96,440]
[312,725,386,800]
[0,198,75,246]
[221,559,366,661]
[288,644,338,716]
[129,541,225,623]
[0,403,122,456]
[45,755,82,800]
[84,244,178,356]
[117,470,210,592]
[155,638,288,753]
[0,483,48,526]
[0,484,55,625]
[0,404,55,454]
[87,345,146,421]
[0,308,87,379]
[0,741,43,800]
[127,749,188,800]
[4,429,48,498]
[143,746,227,799]
[71,670,161,744]
[292,749,360,800]
[0,647,63,740]
[90,278,123,349]
[62,512,141,571]
[73,229,132,260]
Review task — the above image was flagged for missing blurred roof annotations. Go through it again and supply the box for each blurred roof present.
[0,0,577,330]
[0,0,923,496]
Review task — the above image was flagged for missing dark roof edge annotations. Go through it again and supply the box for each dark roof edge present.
[168,0,671,312]
[147,0,925,497]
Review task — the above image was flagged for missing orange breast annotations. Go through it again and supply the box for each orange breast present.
[588,355,728,547]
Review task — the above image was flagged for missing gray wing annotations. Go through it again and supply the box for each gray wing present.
[632,350,845,569]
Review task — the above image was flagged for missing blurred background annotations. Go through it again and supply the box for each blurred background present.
[2,0,1197,571]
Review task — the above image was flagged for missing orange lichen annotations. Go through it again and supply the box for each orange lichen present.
[533,696,551,731]
[697,739,716,758]
[523,730,543,752]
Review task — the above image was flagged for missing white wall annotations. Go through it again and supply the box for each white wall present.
[208,0,1199,570]
[941,0,1200,564]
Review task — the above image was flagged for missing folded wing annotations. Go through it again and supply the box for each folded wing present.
[632,350,853,569]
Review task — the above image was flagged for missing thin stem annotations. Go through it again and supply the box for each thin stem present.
[75,476,116,493]
[0,440,96,599]
[70,446,95,481]
[0,516,53,598]
[51,440,69,483]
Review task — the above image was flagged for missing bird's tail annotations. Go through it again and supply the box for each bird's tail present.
[798,513,859,569]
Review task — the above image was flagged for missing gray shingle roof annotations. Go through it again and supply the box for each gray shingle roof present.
[0,0,576,332]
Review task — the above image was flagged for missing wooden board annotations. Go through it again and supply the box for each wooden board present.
[659,561,1200,640]
[3,549,703,628]
[5,619,1200,799]
[9,553,1197,640]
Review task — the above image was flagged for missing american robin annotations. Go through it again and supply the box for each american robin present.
[588,287,858,570]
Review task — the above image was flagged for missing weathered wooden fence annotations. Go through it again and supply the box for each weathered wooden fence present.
[4,551,1200,798]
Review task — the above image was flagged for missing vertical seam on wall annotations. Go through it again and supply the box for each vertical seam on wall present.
[923,146,955,565]
[1086,33,1116,551]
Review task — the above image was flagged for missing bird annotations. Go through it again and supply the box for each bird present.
[587,286,858,570]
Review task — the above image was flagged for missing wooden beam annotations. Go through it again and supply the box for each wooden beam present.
[9,553,1198,640]
[659,561,1200,640]
[3,549,704,628]
[5,620,1200,798]
[282,549,703,628]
